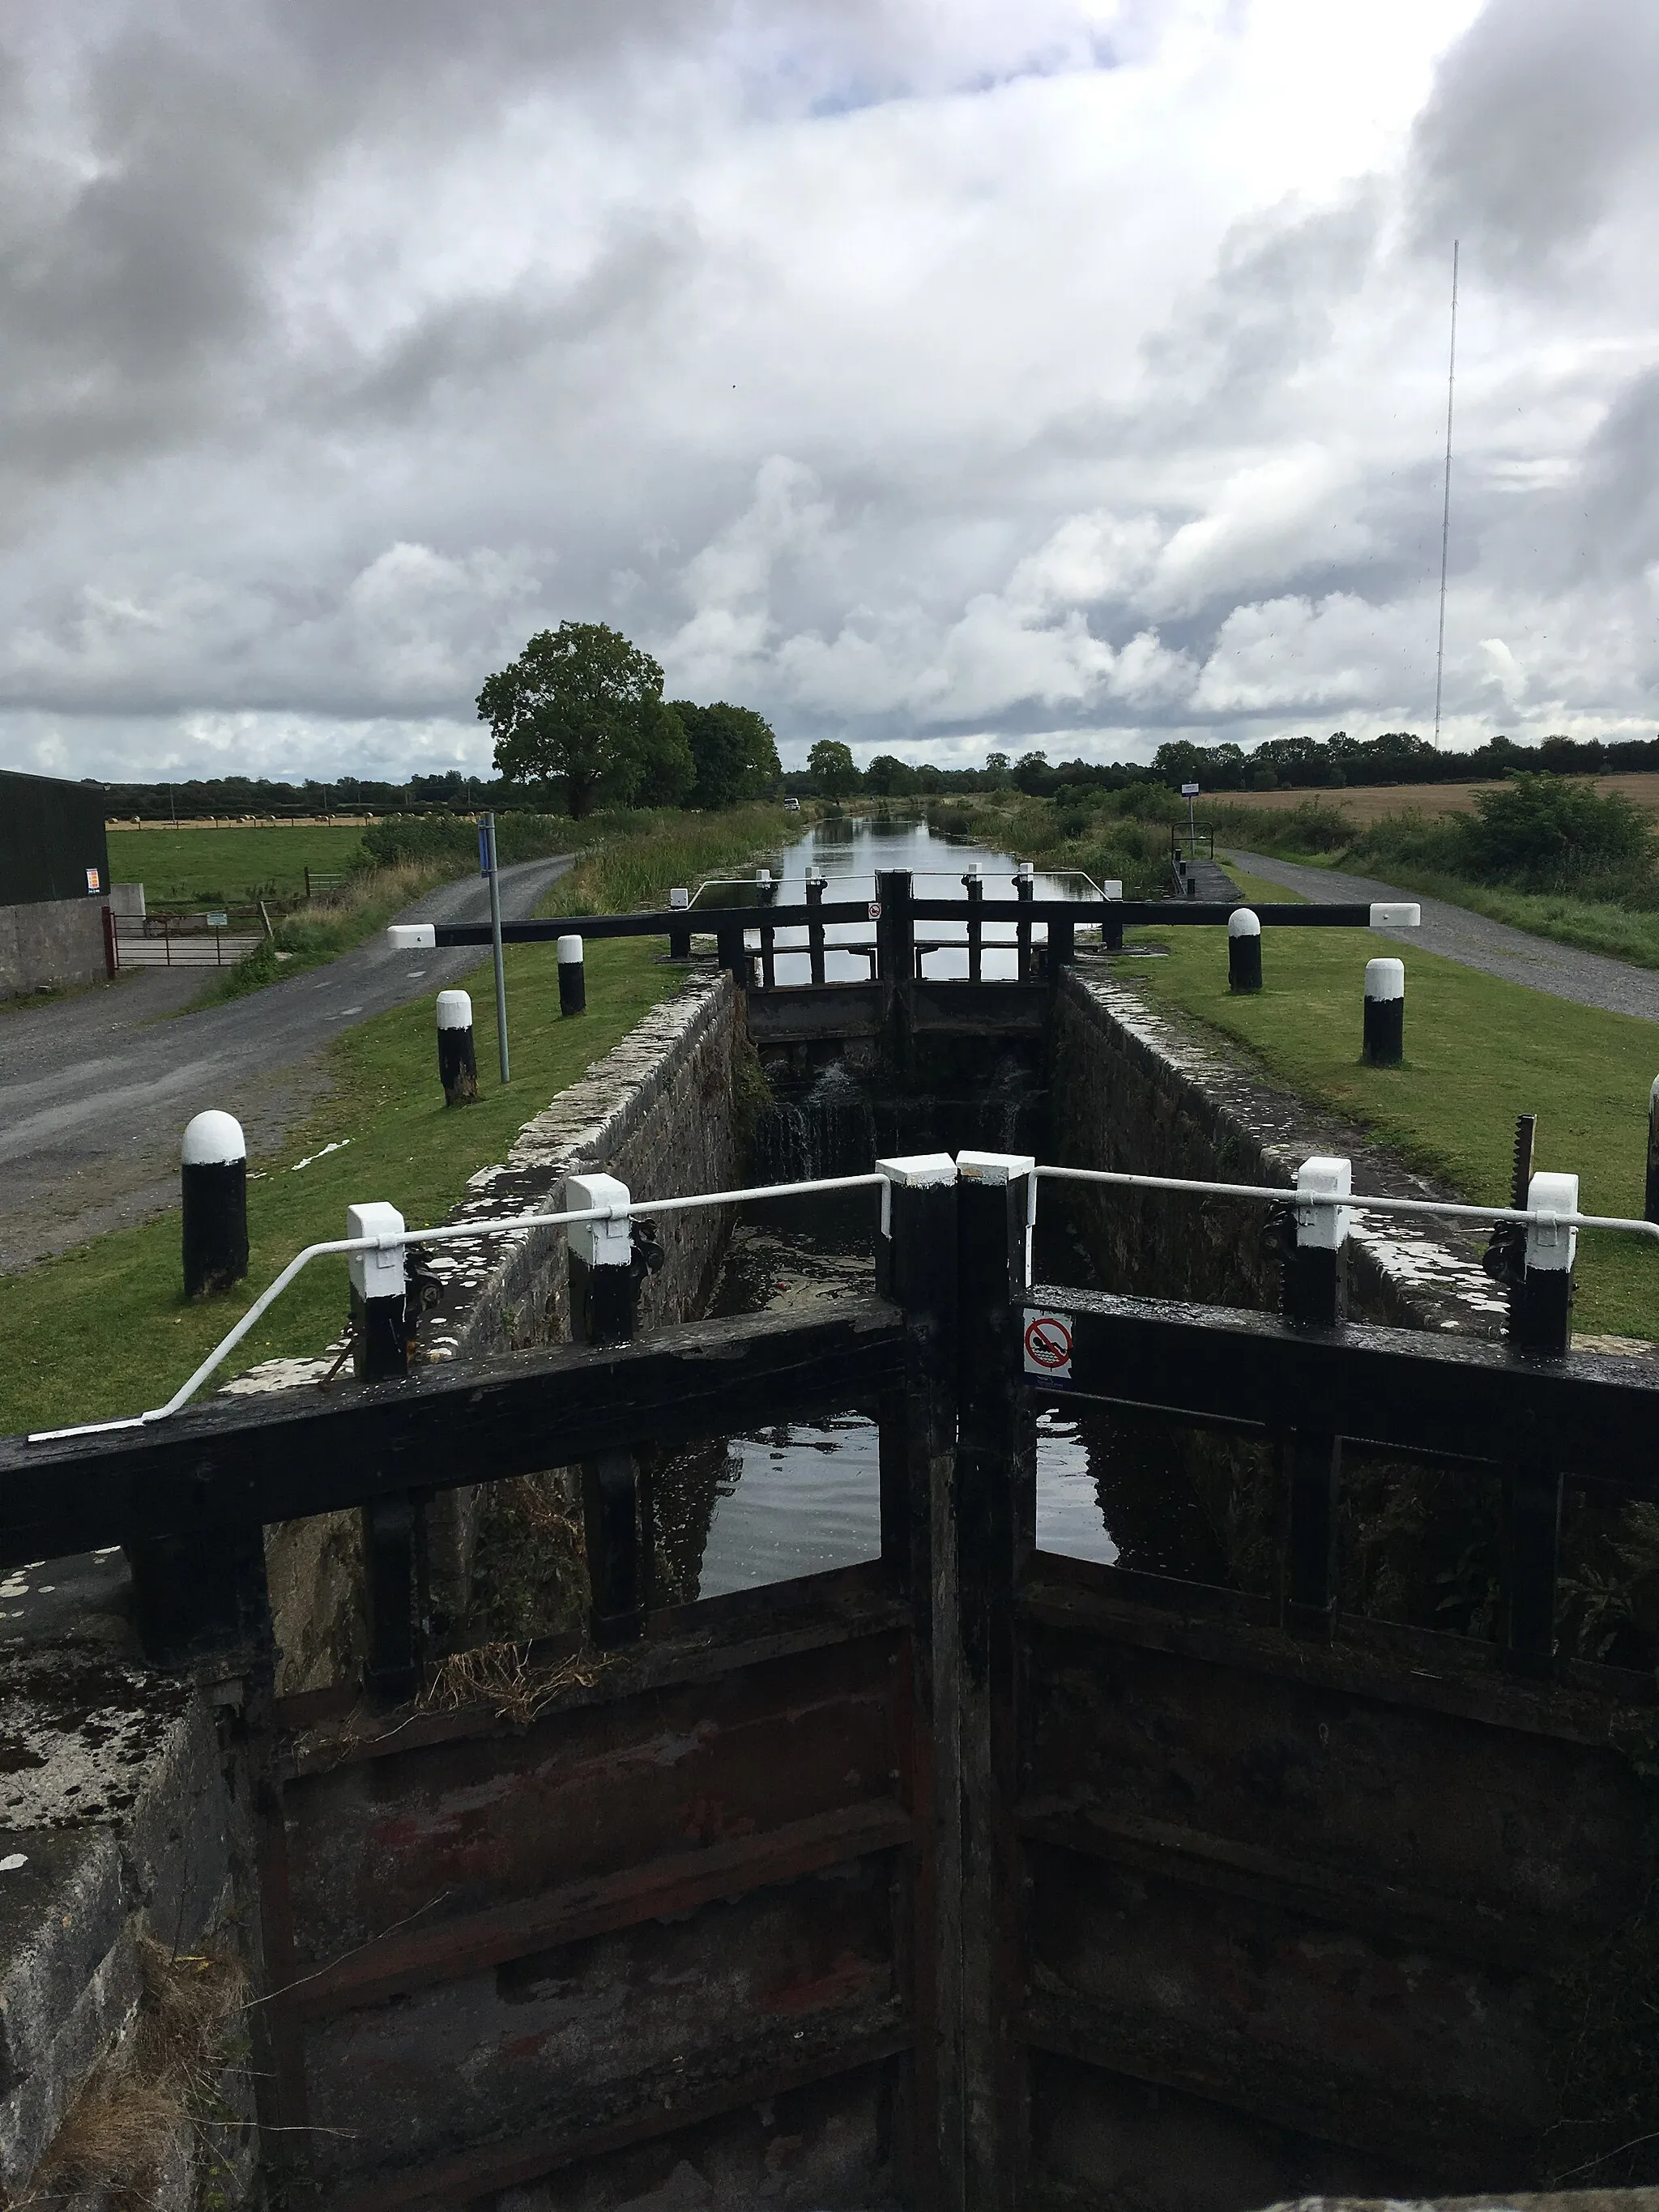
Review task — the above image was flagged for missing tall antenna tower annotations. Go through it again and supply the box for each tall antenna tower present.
[1433,240,1460,745]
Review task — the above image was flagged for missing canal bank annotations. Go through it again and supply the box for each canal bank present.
[6,820,1659,2211]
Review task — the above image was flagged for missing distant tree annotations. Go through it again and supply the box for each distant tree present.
[984,751,1013,789]
[864,754,918,797]
[478,623,693,818]
[670,701,782,808]
[1013,751,1056,797]
[808,739,860,797]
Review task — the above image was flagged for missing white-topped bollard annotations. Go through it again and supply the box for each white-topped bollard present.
[1227,908,1262,993]
[567,1170,633,1345]
[348,1200,408,1379]
[1363,958,1405,1066]
[1516,1169,1578,1358]
[437,989,477,1106]
[1286,1154,1351,1328]
[557,933,586,1016]
[668,887,691,959]
[181,1111,249,1298]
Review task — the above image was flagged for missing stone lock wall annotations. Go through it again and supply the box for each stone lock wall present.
[1051,963,1511,1337]
[225,969,746,1688]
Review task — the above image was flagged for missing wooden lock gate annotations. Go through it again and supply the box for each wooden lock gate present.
[3,1157,1657,2210]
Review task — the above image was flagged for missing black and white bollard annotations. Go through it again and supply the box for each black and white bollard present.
[1227,908,1262,993]
[181,1110,249,1298]
[1283,1155,1350,1639]
[1645,1076,1659,1225]
[1285,1153,1350,1329]
[557,932,586,1016]
[1512,1169,1576,1359]
[436,989,477,1106]
[1363,957,1405,1066]
[668,887,691,961]
[348,1200,409,1379]
[568,1171,646,1644]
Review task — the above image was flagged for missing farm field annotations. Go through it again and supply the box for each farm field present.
[1219,771,1659,825]
[1128,864,1659,1340]
[106,823,371,905]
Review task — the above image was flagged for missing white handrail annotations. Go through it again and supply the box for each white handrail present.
[1031,1162,1659,1244]
[27,1173,887,1445]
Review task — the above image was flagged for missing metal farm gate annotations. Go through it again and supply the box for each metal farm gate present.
[4,1153,1656,2210]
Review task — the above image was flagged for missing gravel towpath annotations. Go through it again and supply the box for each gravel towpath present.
[0,855,572,1271]
[1226,849,1659,1025]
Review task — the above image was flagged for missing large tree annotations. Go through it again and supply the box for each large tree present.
[808,739,860,797]
[670,700,782,808]
[478,623,693,818]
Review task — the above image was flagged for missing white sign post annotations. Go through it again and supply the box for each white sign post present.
[1179,781,1201,861]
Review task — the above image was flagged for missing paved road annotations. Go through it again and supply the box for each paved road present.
[1227,849,1659,1025]
[0,855,571,1272]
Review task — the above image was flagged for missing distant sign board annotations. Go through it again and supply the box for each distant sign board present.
[1180,782,1201,798]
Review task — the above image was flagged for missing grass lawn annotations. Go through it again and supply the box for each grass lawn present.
[106,824,369,905]
[0,934,680,1436]
[1125,866,1659,1340]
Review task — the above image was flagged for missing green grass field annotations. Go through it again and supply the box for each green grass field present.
[0,935,680,1435]
[1124,866,1659,1339]
[106,823,369,904]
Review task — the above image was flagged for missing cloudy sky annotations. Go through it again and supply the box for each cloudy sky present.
[1,0,1655,783]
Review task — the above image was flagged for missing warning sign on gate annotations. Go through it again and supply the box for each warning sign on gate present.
[868,900,882,919]
[1022,1308,1074,1382]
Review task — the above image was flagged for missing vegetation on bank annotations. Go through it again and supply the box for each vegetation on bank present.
[1209,776,1659,970]
[2,808,793,1433]
[1127,863,1659,1342]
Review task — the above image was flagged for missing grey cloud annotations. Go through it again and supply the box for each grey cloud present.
[1409,0,1659,272]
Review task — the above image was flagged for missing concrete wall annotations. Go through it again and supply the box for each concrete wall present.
[0,894,109,1001]
[0,1558,258,2210]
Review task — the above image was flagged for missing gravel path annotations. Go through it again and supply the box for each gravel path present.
[1226,848,1659,1025]
[0,855,571,1272]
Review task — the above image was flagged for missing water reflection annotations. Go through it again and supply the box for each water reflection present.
[696,814,1105,986]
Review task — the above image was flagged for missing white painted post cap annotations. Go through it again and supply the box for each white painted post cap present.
[1364,958,1405,1000]
[557,934,583,965]
[1368,902,1420,928]
[181,1110,245,1167]
[567,1170,633,1268]
[756,868,771,884]
[1102,880,1123,900]
[957,1151,1036,1184]
[876,1153,958,1187]
[1017,862,1035,879]
[1227,908,1261,938]
[669,888,690,909]
[1525,1170,1579,1273]
[348,1200,407,1301]
[1294,1154,1351,1250]
[1650,1072,1659,1108]
[388,923,437,951]
[964,863,980,877]
[436,989,472,1029]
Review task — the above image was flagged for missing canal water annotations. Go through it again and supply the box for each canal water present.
[653,816,1125,1605]
[692,811,1107,985]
